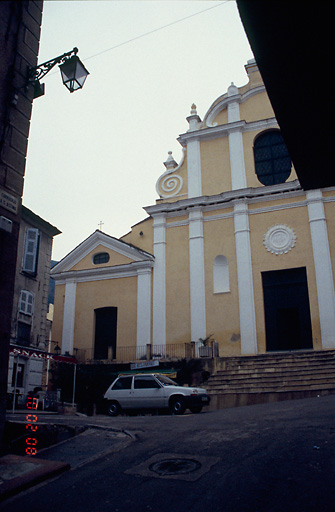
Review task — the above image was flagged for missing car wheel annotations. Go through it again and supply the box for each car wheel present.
[107,400,121,417]
[169,396,186,415]
[189,406,203,414]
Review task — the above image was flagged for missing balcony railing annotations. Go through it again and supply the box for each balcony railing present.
[73,341,218,364]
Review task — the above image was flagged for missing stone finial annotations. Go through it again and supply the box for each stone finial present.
[228,82,238,96]
[187,104,201,131]
[190,103,197,115]
[163,151,178,170]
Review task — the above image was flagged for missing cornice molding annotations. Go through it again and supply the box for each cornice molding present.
[145,180,302,216]
[52,259,154,284]
[177,117,278,146]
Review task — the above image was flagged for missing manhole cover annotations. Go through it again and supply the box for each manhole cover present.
[149,458,201,476]
[125,453,220,481]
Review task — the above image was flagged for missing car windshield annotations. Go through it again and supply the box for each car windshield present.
[155,375,177,386]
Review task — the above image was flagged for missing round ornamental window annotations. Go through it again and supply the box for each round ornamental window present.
[93,252,110,264]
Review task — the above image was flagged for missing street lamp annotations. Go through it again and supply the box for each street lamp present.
[53,343,61,356]
[27,47,89,98]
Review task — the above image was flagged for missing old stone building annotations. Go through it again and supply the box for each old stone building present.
[8,206,60,400]
[0,0,43,440]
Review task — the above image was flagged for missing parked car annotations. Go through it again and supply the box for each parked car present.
[104,373,210,416]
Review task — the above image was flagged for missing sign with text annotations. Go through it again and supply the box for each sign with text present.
[0,189,19,214]
[130,360,160,370]
[10,346,77,364]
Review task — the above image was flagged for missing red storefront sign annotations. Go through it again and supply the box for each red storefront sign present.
[9,345,77,364]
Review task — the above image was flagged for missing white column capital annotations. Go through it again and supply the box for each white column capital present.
[188,207,204,241]
[153,213,166,245]
[153,212,167,228]
[234,201,250,234]
[306,189,326,222]
[137,267,152,276]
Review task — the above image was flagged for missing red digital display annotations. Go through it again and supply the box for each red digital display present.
[25,397,38,455]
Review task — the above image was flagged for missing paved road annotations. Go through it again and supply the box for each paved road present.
[2,396,335,512]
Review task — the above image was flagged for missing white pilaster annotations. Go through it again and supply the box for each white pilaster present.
[152,213,166,347]
[187,139,202,198]
[61,279,77,354]
[189,207,206,341]
[307,189,335,349]
[227,84,246,191]
[234,201,257,354]
[229,129,247,190]
[136,268,152,352]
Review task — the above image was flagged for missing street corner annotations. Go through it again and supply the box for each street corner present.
[0,454,70,502]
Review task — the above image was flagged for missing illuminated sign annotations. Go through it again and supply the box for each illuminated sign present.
[26,397,38,455]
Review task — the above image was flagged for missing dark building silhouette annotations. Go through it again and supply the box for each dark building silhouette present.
[0,0,43,450]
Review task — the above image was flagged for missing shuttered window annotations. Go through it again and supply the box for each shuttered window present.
[22,228,39,275]
[19,290,34,315]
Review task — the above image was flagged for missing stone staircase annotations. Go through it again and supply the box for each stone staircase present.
[205,350,335,410]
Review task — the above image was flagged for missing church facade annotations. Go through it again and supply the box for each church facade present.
[51,59,335,360]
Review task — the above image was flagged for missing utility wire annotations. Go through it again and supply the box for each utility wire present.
[46,2,228,76]
[83,1,228,62]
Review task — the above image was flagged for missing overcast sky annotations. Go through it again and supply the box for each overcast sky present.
[23,0,254,261]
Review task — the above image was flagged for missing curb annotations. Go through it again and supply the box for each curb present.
[0,454,69,502]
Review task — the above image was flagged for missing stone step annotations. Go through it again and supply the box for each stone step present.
[207,382,335,394]
[205,350,335,409]
[223,355,335,367]
[224,361,335,371]
[208,379,335,391]
[210,367,335,381]
[219,350,335,367]
[207,388,335,410]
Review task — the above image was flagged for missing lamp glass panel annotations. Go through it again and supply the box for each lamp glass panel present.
[59,55,89,92]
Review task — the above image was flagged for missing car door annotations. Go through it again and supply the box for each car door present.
[108,376,133,408]
[132,375,165,408]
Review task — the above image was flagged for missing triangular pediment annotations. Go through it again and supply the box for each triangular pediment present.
[51,230,154,274]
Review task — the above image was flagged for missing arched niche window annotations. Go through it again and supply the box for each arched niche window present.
[93,252,110,265]
[253,130,292,186]
[213,255,229,293]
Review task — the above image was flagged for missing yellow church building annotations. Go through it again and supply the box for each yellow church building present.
[51,59,335,362]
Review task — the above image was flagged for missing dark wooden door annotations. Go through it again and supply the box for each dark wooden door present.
[94,307,117,359]
[262,267,313,351]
